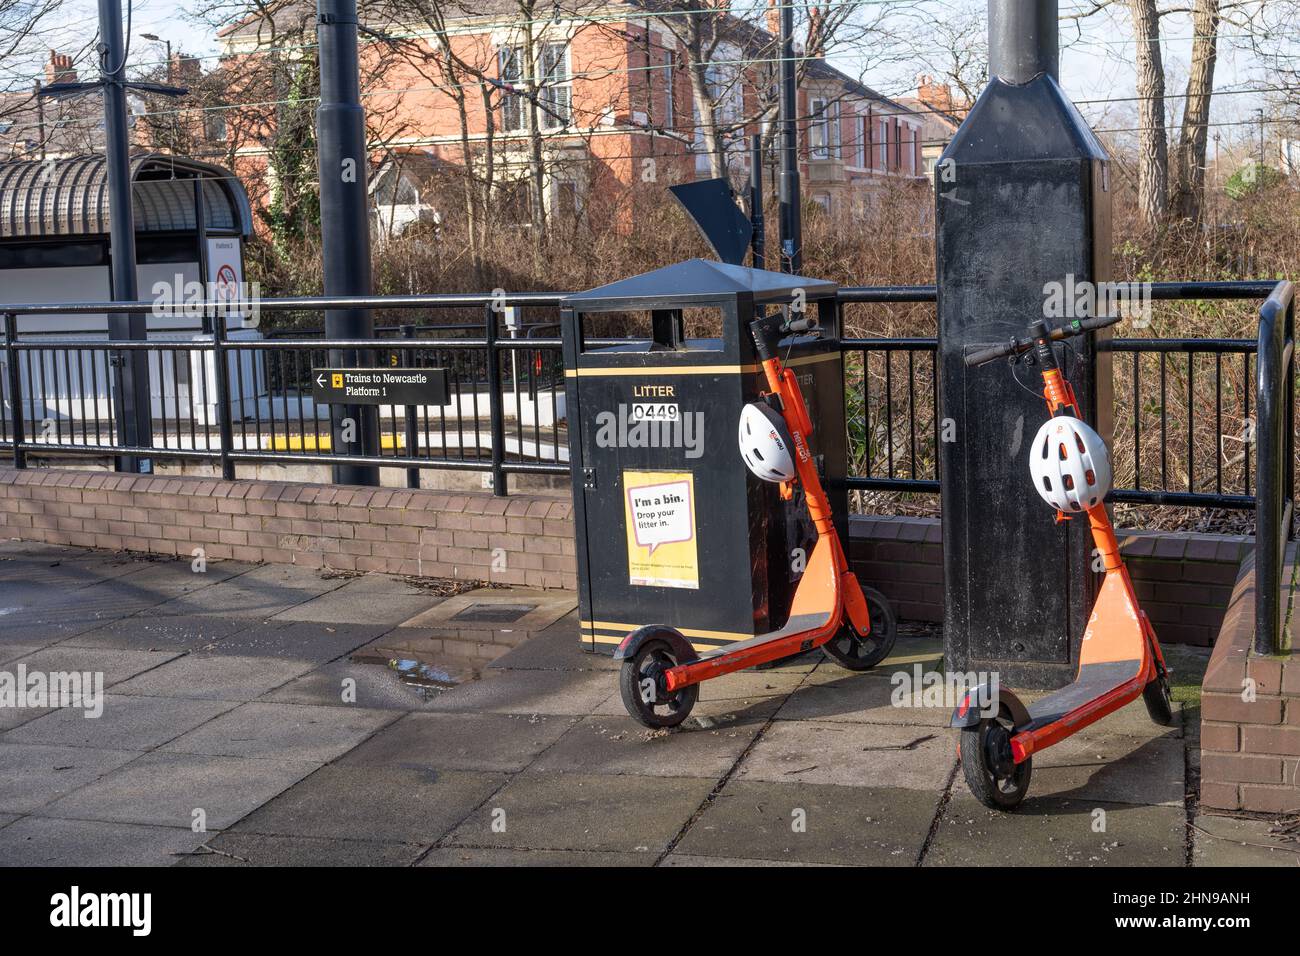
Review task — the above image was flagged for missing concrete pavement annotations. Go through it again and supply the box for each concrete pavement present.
[1,540,1294,867]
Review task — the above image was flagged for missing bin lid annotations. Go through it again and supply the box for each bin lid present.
[562,259,837,309]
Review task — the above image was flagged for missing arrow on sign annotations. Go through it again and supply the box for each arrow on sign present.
[316,374,326,388]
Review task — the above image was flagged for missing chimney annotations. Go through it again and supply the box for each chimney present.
[807,5,825,58]
[766,0,779,40]
[172,54,202,83]
[45,50,77,85]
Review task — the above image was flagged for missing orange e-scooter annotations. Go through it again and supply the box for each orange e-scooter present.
[952,315,1174,809]
[614,310,896,728]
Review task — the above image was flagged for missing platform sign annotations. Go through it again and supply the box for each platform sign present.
[311,367,449,406]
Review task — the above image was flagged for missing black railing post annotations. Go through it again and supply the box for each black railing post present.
[484,304,507,496]
[1254,281,1294,656]
[211,317,236,481]
[4,313,25,469]
[402,323,419,490]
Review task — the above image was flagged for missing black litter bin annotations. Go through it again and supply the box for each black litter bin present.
[560,259,847,654]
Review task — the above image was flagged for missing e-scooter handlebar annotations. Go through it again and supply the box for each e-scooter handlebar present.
[963,314,1123,368]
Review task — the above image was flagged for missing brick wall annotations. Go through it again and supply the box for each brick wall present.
[0,467,575,590]
[848,515,1249,646]
[1200,551,1300,813]
[0,468,1250,646]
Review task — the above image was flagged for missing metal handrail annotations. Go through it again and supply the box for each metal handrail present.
[1254,280,1296,655]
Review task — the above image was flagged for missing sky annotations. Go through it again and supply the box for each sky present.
[16,0,1290,156]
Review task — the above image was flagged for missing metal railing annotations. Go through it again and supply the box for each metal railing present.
[1253,281,1295,655]
[0,282,1293,519]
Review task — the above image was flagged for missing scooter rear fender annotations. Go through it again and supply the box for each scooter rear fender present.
[950,682,1029,730]
[612,625,698,664]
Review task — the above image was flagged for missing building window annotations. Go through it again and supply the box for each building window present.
[205,110,227,143]
[810,97,838,160]
[539,43,571,129]
[499,46,525,132]
[879,118,889,169]
[855,113,866,167]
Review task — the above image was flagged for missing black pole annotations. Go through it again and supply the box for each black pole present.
[316,0,379,486]
[750,133,765,270]
[99,0,153,474]
[778,1,801,273]
[988,0,1059,83]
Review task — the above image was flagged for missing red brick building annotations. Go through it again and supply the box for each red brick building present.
[215,1,925,230]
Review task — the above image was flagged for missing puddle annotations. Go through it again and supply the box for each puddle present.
[350,645,496,702]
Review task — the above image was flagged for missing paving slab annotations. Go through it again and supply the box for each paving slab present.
[774,671,954,727]
[531,712,772,779]
[0,704,54,732]
[337,711,576,773]
[0,549,163,588]
[1192,813,1300,867]
[0,586,159,626]
[675,780,938,865]
[60,615,249,652]
[271,577,445,626]
[39,751,319,829]
[445,771,715,853]
[660,853,835,867]
[925,794,1186,866]
[4,645,181,690]
[0,743,141,813]
[0,618,108,648]
[174,832,425,867]
[0,813,17,829]
[951,732,1186,808]
[4,695,237,751]
[0,644,45,665]
[146,569,345,619]
[160,701,396,762]
[424,669,617,716]
[420,846,655,867]
[403,587,576,633]
[591,671,798,721]
[735,719,956,791]
[200,621,390,664]
[258,658,453,711]
[0,816,209,866]
[488,615,618,672]
[229,765,506,844]
[111,653,314,701]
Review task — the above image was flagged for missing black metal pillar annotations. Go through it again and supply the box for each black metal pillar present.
[936,0,1113,687]
[316,0,379,486]
[99,0,153,473]
[750,133,765,270]
[778,1,801,273]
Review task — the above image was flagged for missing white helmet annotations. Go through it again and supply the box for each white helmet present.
[738,402,796,483]
[1028,415,1112,512]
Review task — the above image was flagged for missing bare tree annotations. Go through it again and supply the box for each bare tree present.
[1168,0,1219,222]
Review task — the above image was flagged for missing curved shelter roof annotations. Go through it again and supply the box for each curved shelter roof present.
[0,152,252,241]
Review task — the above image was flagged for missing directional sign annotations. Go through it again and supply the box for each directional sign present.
[311,367,450,406]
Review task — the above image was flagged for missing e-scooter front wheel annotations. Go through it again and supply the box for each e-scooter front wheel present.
[823,585,897,671]
[960,703,1032,810]
[619,639,699,729]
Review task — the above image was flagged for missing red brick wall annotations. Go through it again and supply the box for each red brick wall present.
[1200,550,1300,813]
[848,515,1250,646]
[1,469,1250,643]
[0,468,575,590]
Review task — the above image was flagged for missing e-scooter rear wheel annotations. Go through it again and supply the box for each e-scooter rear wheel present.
[619,639,699,729]
[960,703,1032,810]
[823,585,897,671]
[1143,654,1175,726]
